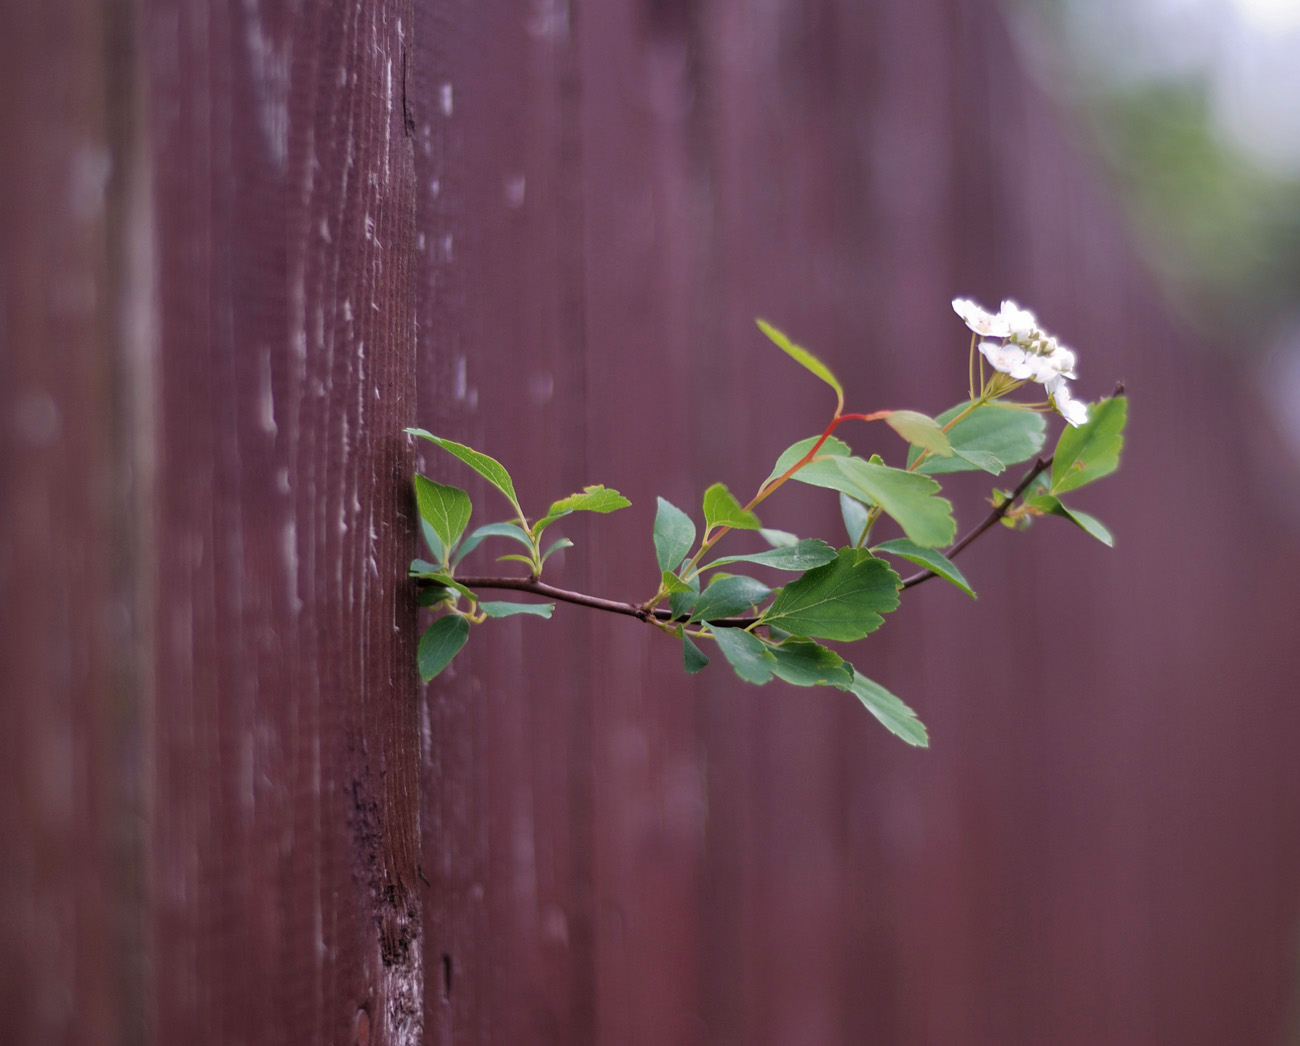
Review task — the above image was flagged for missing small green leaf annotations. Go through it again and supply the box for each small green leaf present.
[654,497,696,573]
[478,601,555,619]
[416,570,476,601]
[1026,495,1114,546]
[884,410,953,457]
[768,638,854,687]
[702,483,761,532]
[418,615,471,681]
[405,429,523,517]
[458,521,534,556]
[840,492,872,546]
[689,575,772,623]
[872,538,976,598]
[755,320,844,410]
[410,558,442,577]
[541,537,573,564]
[668,573,700,620]
[534,484,632,535]
[909,404,1046,476]
[703,539,837,574]
[414,474,472,552]
[418,586,455,607]
[545,484,631,516]
[682,634,710,674]
[496,553,537,567]
[1050,396,1126,495]
[661,571,695,594]
[759,548,901,641]
[759,528,800,548]
[828,458,957,548]
[764,435,853,487]
[531,510,571,537]
[838,669,929,747]
[710,626,776,685]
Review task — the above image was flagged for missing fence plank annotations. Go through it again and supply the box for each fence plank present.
[412,2,1300,1044]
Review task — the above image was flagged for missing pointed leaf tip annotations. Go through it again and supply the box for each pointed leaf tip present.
[755,320,844,410]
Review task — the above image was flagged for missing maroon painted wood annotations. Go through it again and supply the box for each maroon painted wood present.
[5,1,1300,1044]
[4,1,421,1044]
[412,2,1300,1044]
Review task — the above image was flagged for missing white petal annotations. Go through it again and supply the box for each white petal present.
[1050,381,1089,426]
[979,340,1029,376]
[998,300,1038,339]
[1027,355,1063,383]
[954,298,1012,338]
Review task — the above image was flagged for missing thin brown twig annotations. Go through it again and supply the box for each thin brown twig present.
[898,455,1052,590]
[420,575,755,629]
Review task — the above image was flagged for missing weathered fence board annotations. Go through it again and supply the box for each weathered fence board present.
[3,0,421,1043]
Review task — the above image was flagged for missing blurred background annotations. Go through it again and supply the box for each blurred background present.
[3,1,1300,1044]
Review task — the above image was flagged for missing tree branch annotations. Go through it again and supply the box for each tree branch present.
[420,575,755,629]
[898,455,1051,590]
[423,385,1126,623]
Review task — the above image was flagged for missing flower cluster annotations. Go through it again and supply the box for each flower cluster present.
[951,298,1088,426]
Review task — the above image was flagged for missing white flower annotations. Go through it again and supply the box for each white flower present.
[978,340,1035,380]
[1046,376,1089,427]
[959,295,1089,425]
[998,300,1038,339]
[952,298,1011,338]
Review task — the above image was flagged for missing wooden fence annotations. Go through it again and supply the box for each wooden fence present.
[3,1,1299,1043]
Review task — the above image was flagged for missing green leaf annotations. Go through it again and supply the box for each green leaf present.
[703,539,837,574]
[759,548,901,641]
[682,634,710,674]
[405,429,523,517]
[702,482,761,532]
[951,448,1006,473]
[759,528,799,548]
[709,626,776,685]
[541,537,573,564]
[410,558,442,577]
[768,638,854,687]
[689,575,772,623]
[420,519,447,565]
[871,538,976,598]
[909,404,1046,476]
[418,615,471,681]
[412,569,476,601]
[840,492,872,546]
[884,410,953,457]
[1050,396,1126,495]
[654,497,696,573]
[413,474,472,552]
[534,484,632,535]
[1026,495,1114,546]
[417,586,455,607]
[755,319,844,410]
[660,571,695,594]
[545,484,631,515]
[764,435,852,487]
[478,601,555,619]
[827,458,956,548]
[668,573,700,620]
[838,669,929,747]
[454,521,534,565]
